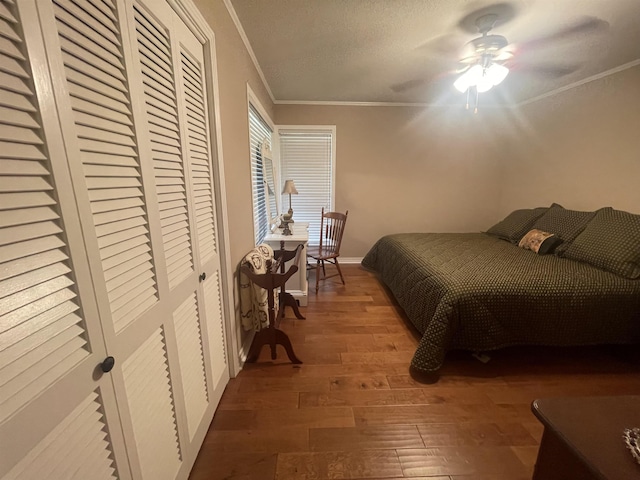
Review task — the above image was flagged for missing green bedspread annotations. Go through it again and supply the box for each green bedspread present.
[361,233,640,373]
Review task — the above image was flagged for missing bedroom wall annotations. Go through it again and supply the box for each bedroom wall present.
[275,104,503,257]
[194,0,274,265]
[496,64,640,217]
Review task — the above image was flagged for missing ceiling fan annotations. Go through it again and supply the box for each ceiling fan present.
[390,3,609,102]
[452,13,512,94]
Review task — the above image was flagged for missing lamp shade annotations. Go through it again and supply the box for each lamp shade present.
[282,179,298,195]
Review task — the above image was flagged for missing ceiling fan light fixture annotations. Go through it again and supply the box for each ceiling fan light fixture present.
[453,62,509,93]
[486,63,509,85]
[454,64,481,92]
[476,75,494,93]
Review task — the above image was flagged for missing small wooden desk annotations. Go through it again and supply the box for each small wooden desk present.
[531,396,640,480]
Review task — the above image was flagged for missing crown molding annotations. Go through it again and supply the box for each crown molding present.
[275,100,441,107]
[222,0,275,103]
[516,59,640,107]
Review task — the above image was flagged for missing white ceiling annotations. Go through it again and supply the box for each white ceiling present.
[228,0,640,105]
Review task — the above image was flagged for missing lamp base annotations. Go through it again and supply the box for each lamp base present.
[281,212,293,235]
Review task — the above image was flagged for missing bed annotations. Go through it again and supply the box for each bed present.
[361,205,640,374]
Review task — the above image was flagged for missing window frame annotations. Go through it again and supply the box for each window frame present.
[247,86,276,245]
[275,125,336,245]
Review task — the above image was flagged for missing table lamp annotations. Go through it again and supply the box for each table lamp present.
[280,180,298,236]
[282,180,298,220]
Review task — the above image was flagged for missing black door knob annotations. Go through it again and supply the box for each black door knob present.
[100,356,115,373]
[199,272,207,282]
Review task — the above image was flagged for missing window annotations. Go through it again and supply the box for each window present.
[278,127,335,244]
[249,103,273,244]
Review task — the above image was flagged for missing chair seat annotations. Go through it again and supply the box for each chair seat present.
[307,246,339,260]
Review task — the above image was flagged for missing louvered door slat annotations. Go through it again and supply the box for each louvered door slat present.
[140,65,175,101]
[0,322,84,385]
[0,192,54,212]
[84,0,116,22]
[103,249,150,282]
[0,70,29,95]
[95,214,145,236]
[56,15,120,59]
[55,0,159,335]
[148,123,179,142]
[179,50,216,264]
[101,244,148,271]
[54,2,119,46]
[0,248,66,281]
[172,293,208,439]
[0,336,87,407]
[89,186,142,202]
[134,4,192,290]
[147,108,179,132]
[0,105,38,129]
[0,306,79,361]
[74,111,133,137]
[0,158,49,176]
[77,124,135,146]
[160,212,187,229]
[3,391,118,480]
[91,197,143,214]
[0,262,69,299]
[99,235,148,261]
[122,328,181,480]
[98,223,147,248]
[202,272,226,384]
[147,106,179,129]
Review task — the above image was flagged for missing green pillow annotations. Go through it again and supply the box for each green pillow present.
[531,204,595,253]
[564,207,640,279]
[485,207,548,243]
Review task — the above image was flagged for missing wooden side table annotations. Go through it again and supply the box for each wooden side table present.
[531,396,640,480]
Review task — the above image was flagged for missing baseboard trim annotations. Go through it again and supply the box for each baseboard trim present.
[339,257,363,264]
[237,330,255,372]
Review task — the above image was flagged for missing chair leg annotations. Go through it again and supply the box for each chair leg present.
[334,258,345,285]
[315,259,321,294]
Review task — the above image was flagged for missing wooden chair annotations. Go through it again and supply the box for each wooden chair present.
[307,208,348,294]
[241,242,305,364]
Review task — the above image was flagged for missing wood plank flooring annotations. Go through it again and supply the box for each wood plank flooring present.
[189,264,640,480]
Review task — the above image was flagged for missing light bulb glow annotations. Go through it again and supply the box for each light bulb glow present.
[486,63,509,85]
[453,62,508,93]
[476,75,493,93]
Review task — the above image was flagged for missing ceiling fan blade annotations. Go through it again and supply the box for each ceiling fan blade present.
[389,77,430,93]
[520,16,609,51]
[509,61,581,78]
[415,33,463,57]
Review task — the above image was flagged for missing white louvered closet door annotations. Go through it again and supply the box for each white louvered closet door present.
[32,0,229,479]
[0,1,130,479]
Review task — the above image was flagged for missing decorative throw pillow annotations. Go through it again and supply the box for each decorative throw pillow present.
[485,207,548,243]
[530,204,596,254]
[563,207,640,279]
[518,229,563,254]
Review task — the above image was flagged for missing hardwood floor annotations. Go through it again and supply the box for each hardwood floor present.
[189,264,640,480]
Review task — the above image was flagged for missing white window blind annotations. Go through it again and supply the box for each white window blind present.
[279,129,334,244]
[249,105,272,244]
